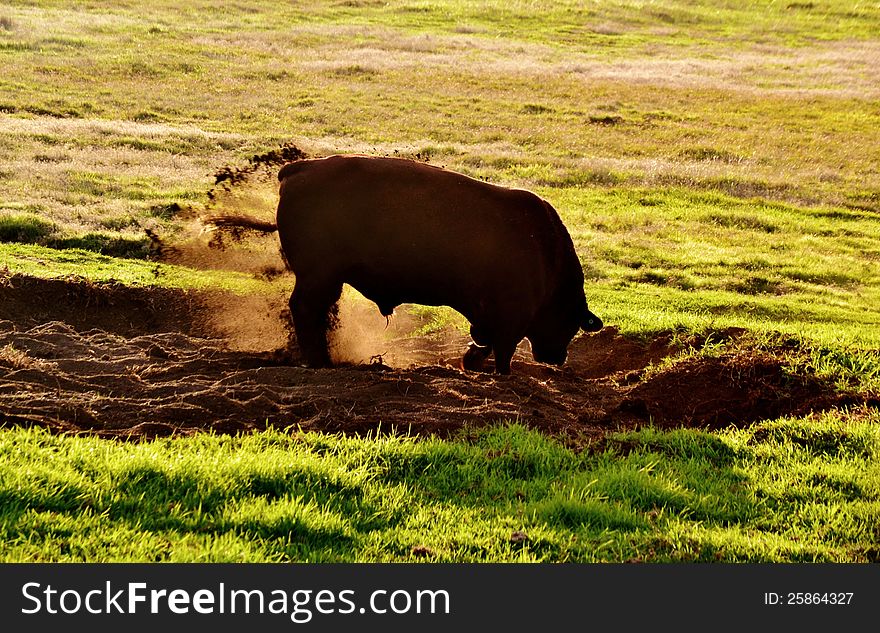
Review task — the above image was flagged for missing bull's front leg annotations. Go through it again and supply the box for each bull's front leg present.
[461,322,493,372]
[492,342,515,375]
[461,342,492,371]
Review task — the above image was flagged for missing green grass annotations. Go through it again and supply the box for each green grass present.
[0,418,877,562]
[0,211,152,257]
[0,242,288,294]
[554,187,880,349]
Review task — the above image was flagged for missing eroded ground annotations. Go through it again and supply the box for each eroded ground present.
[0,273,868,444]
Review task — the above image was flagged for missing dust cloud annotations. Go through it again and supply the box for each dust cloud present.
[329,292,471,369]
[163,180,283,275]
[155,178,292,352]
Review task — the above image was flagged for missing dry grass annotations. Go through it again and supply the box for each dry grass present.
[560,41,880,99]
[0,114,250,233]
[0,1,878,237]
[216,22,880,98]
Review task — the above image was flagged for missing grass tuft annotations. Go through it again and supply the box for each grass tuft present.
[0,344,46,370]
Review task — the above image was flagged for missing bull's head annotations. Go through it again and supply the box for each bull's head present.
[528,301,603,366]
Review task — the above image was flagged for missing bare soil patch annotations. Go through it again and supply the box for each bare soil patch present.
[0,274,868,443]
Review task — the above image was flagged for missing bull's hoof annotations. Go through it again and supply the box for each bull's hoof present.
[269,347,300,365]
[304,360,333,369]
[461,343,491,372]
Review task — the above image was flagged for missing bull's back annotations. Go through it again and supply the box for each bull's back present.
[276,156,558,314]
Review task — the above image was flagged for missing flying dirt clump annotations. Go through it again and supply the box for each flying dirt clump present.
[157,141,310,271]
[143,142,305,265]
[208,142,308,201]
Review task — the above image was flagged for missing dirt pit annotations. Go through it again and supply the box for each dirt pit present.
[0,273,869,443]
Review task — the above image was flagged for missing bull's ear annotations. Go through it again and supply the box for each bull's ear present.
[581,309,602,332]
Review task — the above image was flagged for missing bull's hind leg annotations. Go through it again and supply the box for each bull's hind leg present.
[289,280,343,368]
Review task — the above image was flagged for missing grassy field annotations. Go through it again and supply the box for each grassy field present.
[2,418,878,562]
[1,0,879,561]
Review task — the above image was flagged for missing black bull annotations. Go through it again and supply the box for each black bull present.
[210,155,602,374]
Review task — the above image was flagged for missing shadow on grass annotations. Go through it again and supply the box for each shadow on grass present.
[0,213,151,259]
[100,461,376,551]
[373,426,757,538]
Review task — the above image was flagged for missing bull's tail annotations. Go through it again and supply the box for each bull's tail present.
[203,214,278,234]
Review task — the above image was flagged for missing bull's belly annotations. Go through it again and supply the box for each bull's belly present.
[345,273,478,321]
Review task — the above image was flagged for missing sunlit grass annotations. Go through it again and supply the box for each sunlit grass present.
[1,417,877,562]
[549,187,880,349]
[0,242,288,294]
[1,0,878,243]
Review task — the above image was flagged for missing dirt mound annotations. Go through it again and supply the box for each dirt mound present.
[564,326,676,379]
[618,352,858,429]
[0,274,871,443]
